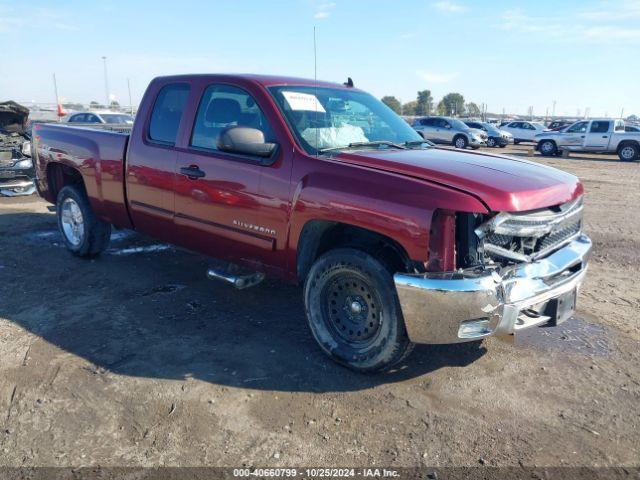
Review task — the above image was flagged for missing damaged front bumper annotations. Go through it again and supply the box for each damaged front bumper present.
[394,234,592,343]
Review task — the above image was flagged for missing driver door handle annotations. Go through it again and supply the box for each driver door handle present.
[180,165,206,179]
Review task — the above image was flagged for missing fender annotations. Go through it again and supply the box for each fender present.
[286,160,489,279]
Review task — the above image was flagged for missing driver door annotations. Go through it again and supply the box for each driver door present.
[173,83,292,273]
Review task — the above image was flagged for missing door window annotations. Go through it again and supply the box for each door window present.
[191,84,274,152]
[590,121,610,133]
[148,83,191,145]
[566,121,589,133]
[69,114,85,123]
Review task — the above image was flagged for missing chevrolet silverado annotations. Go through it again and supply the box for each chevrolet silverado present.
[32,74,592,372]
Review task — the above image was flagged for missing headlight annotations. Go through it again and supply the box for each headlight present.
[21,141,31,157]
[13,158,33,169]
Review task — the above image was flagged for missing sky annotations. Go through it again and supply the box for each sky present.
[1,0,639,117]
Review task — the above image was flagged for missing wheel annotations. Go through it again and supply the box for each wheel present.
[303,248,413,372]
[499,144,507,148]
[539,140,557,156]
[56,185,111,257]
[618,143,639,162]
[486,137,497,148]
[453,135,468,149]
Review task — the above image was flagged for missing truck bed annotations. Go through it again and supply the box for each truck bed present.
[33,123,133,228]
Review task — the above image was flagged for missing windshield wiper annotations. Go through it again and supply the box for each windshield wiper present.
[404,139,435,148]
[319,141,407,153]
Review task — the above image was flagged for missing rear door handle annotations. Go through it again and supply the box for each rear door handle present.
[602,135,608,138]
[180,165,206,179]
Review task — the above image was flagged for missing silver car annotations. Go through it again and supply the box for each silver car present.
[412,116,487,149]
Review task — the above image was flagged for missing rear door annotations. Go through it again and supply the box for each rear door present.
[173,82,292,273]
[126,82,191,241]
[584,120,611,149]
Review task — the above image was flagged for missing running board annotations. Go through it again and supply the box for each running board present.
[206,265,265,290]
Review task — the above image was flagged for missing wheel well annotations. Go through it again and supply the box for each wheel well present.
[617,140,639,152]
[297,221,415,282]
[47,163,85,200]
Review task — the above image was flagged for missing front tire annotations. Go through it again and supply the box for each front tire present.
[304,248,412,372]
[618,143,639,162]
[56,185,111,257]
[539,140,557,156]
[486,137,497,148]
[453,135,468,149]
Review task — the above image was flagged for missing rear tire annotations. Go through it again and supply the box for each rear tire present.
[304,248,413,372]
[618,143,639,162]
[453,135,468,149]
[56,185,111,257]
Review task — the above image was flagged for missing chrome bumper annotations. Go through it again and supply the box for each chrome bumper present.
[394,234,592,344]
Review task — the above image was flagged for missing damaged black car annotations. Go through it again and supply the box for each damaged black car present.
[0,101,36,196]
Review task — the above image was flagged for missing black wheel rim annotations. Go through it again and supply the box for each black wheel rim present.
[321,273,383,346]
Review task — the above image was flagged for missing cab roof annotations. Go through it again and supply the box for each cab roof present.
[152,73,354,90]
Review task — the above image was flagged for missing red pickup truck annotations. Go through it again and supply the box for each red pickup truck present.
[32,74,592,372]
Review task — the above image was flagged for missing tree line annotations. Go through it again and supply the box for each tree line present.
[381,90,481,117]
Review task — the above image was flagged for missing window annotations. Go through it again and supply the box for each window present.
[69,114,85,123]
[435,118,450,128]
[190,84,274,152]
[590,121,610,133]
[86,114,100,123]
[148,83,190,145]
[508,122,521,128]
[420,118,435,126]
[566,121,588,133]
[615,121,626,132]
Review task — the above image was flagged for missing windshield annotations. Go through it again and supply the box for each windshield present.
[101,114,134,124]
[481,122,500,134]
[448,118,469,130]
[269,86,423,154]
[532,122,545,130]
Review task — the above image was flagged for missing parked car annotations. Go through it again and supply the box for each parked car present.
[546,120,574,131]
[500,121,547,143]
[65,111,134,125]
[33,74,592,372]
[464,121,512,148]
[0,101,35,196]
[535,118,640,161]
[625,124,640,133]
[412,116,487,149]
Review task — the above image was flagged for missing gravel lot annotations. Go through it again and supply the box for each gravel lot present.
[0,145,638,473]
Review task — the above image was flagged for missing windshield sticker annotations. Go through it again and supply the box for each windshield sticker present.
[282,91,326,113]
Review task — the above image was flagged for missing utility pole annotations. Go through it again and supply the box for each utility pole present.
[127,78,133,115]
[552,100,556,119]
[620,108,625,119]
[102,56,110,109]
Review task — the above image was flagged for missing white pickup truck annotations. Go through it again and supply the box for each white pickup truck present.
[535,118,640,161]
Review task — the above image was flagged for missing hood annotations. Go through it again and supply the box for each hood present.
[334,147,583,212]
[468,128,486,137]
[0,101,29,135]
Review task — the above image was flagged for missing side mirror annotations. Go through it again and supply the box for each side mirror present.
[218,127,277,159]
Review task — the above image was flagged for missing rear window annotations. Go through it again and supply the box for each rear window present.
[148,83,190,145]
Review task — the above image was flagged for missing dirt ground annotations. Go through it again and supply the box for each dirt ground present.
[0,145,638,473]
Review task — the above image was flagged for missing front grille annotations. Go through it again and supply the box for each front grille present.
[478,198,583,264]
